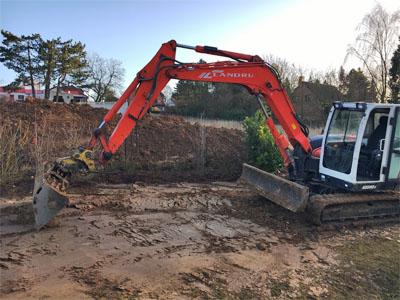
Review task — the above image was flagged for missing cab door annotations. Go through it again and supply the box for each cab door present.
[356,108,390,182]
[386,107,400,183]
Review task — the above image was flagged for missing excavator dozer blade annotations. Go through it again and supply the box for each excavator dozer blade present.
[238,163,309,212]
[32,169,69,231]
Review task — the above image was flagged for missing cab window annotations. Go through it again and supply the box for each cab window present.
[323,109,363,174]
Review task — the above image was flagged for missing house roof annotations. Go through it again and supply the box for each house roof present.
[152,95,165,107]
[295,81,342,101]
[49,85,87,97]
[60,85,86,96]
[0,87,44,94]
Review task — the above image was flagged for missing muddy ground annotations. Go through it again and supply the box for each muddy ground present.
[1,180,399,300]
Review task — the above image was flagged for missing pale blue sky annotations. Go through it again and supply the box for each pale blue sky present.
[0,0,398,90]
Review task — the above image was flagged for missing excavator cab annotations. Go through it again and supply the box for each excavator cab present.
[319,102,400,192]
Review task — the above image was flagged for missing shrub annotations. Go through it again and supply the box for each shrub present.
[241,109,283,173]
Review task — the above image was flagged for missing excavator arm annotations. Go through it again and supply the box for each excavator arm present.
[33,40,312,229]
[96,40,311,165]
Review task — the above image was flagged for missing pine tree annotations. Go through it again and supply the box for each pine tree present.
[53,40,88,102]
[39,38,60,99]
[338,66,346,94]
[343,68,374,102]
[389,38,400,103]
[0,30,41,97]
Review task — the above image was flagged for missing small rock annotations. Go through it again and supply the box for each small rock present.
[257,242,268,251]
[114,285,126,291]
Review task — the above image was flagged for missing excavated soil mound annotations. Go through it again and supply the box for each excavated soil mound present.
[0,99,246,194]
[0,99,115,138]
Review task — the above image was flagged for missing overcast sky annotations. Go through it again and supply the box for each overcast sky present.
[0,0,399,90]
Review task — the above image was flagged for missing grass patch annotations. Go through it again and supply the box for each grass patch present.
[211,283,237,300]
[89,290,140,300]
[269,277,291,297]
[188,287,210,299]
[327,235,400,300]
[209,284,259,300]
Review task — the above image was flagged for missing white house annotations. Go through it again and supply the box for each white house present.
[0,87,44,101]
[49,86,88,103]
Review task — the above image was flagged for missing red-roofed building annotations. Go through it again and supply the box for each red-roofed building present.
[49,86,88,103]
[0,86,44,102]
[152,94,166,111]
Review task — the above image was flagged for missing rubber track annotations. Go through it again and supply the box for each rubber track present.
[306,192,400,226]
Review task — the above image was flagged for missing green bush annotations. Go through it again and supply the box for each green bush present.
[242,109,284,173]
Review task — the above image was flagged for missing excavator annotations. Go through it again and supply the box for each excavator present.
[33,40,400,230]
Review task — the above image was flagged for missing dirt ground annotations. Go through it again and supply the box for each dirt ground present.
[1,180,399,300]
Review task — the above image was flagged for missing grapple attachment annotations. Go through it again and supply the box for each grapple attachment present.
[33,179,69,230]
[33,162,71,230]
[32,148,98,230]
[238,163,309,212]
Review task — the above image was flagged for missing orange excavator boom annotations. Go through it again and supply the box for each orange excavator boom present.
[94,40,311,168]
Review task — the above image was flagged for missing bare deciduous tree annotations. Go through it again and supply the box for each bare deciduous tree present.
[262,54,307,94]
[321,67,340,87]
[86,53,125,102]
[162,85,173,101]
[346,4,400,102]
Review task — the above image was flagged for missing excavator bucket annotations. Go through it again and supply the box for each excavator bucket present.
[32,165,69,230]
[238,163,309,212]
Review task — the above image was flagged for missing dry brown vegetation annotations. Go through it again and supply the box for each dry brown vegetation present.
[0,99,246,195]
[0,121,33,185]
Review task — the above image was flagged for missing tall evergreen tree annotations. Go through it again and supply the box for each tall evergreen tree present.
[343,68,374,102]
[389,38,400,103]
[0,30,41,97]
[38,38,60,99]
[53,40,88,102]
[338,66,346,94]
